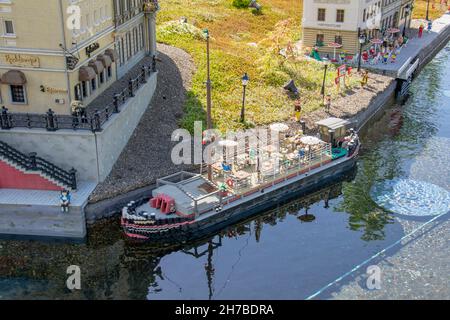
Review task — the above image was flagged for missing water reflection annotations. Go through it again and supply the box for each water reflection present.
[0,176,355,300]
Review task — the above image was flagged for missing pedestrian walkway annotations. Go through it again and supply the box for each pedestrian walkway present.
[364,13,450,76]
[0,181,96,206]
[0,181,97,239]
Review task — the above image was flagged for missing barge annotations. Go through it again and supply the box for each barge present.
[121,118,360,242]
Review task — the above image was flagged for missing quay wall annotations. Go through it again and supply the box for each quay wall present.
[0,72,158,183]
[416,23,450,74]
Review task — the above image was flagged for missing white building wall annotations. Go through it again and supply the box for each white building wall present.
[302,0,381,32]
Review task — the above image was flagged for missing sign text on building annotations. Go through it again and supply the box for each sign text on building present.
[2,54,40,68]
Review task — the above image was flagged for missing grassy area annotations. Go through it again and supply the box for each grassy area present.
[156,0,361,133]
[412,0,448,20]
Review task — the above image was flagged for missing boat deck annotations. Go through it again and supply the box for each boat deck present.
[150,175,221,217]
[210,151,333,197]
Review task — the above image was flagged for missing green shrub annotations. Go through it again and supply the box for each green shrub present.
[232,0,251,9]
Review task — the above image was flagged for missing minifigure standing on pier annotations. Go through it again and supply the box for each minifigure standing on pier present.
[60,190,71,213]
[294,99,302,122]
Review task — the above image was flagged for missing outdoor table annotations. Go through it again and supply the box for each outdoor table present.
[212,162,225,178]
[263,145,279,157]
[232,170,252,188]
[260,160,280,177]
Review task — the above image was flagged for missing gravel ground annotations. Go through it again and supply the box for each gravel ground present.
[89,43,196,203]
[85,56,156,115]
[330,216,450,299]
[303,73,394,131]
[89,42,394,203]
[280,72,395,136]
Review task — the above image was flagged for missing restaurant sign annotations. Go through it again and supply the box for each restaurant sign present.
[2,54,40,68]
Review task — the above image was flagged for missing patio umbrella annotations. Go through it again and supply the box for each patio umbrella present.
[387,28,401,34]
[218,140,239,147]
[300,136,322,145]
[386,28,400,40]
[270,123,289,132]
[218,140,239,162]
[328,42,343,60]
[370,38,383,52]
[370,38,383,45]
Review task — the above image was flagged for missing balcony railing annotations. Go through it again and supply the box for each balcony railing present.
[0,65,154,133]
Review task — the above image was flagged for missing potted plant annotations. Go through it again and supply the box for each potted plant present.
[143,0,159,13]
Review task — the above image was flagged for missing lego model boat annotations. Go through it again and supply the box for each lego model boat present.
[121,118,360,242]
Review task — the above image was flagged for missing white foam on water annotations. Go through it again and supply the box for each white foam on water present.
[409,137,450,191]
[371,179,450,217]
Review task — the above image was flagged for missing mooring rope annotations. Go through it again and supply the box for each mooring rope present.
[305,209,450,300]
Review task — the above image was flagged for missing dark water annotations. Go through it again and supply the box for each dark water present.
[1,44,450,300]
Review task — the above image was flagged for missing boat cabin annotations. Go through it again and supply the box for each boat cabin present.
[315,117,351,147]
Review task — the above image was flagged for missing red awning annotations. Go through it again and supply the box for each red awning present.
[104,48,118,62]
[1,70,27,85]
[79,66,96,81]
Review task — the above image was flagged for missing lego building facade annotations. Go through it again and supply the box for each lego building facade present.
[0,0,157,115]
[302,0,413,54]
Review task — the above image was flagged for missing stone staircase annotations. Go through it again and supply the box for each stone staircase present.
[0,140,77,191]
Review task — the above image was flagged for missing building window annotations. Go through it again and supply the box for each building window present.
[107,66,112,78]
[317,8,326,22]
[91,78,97,92]
[10,85,26,104]
[99,71,105,84]
[81,81,89,98]
[134,27,138,54]
[336,10,345,23]
[127,32,132,60]
[4,20,15,35]
[316,34,324,46]
[363,9,366,22]
[120,38,125,66]
[74,84,82,101]
[393,11,399,27]
[139,23,144,50]
[335,35,342,45]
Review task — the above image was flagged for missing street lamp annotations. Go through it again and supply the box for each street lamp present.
[203,29,212,131]
[357,29,366,72]
[426,0,430,21]
[203,28,213,181]
[240,73,249,123]
[402,4,411,37]
[320,61,329,103]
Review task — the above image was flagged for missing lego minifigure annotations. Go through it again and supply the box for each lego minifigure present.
[60,190,71,213]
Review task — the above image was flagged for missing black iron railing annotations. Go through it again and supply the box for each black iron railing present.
[0,66,153,133]
[0,140,77,190]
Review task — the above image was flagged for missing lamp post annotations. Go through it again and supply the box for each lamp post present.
[320,61,329,103]
[203,29,213,181]
[402,5,410,37]
[426,0,430,21]
[203,29,212,131]
[240,73,249,123]
[357,28,366,72]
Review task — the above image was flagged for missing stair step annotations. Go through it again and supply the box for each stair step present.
[0,152,74,190]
